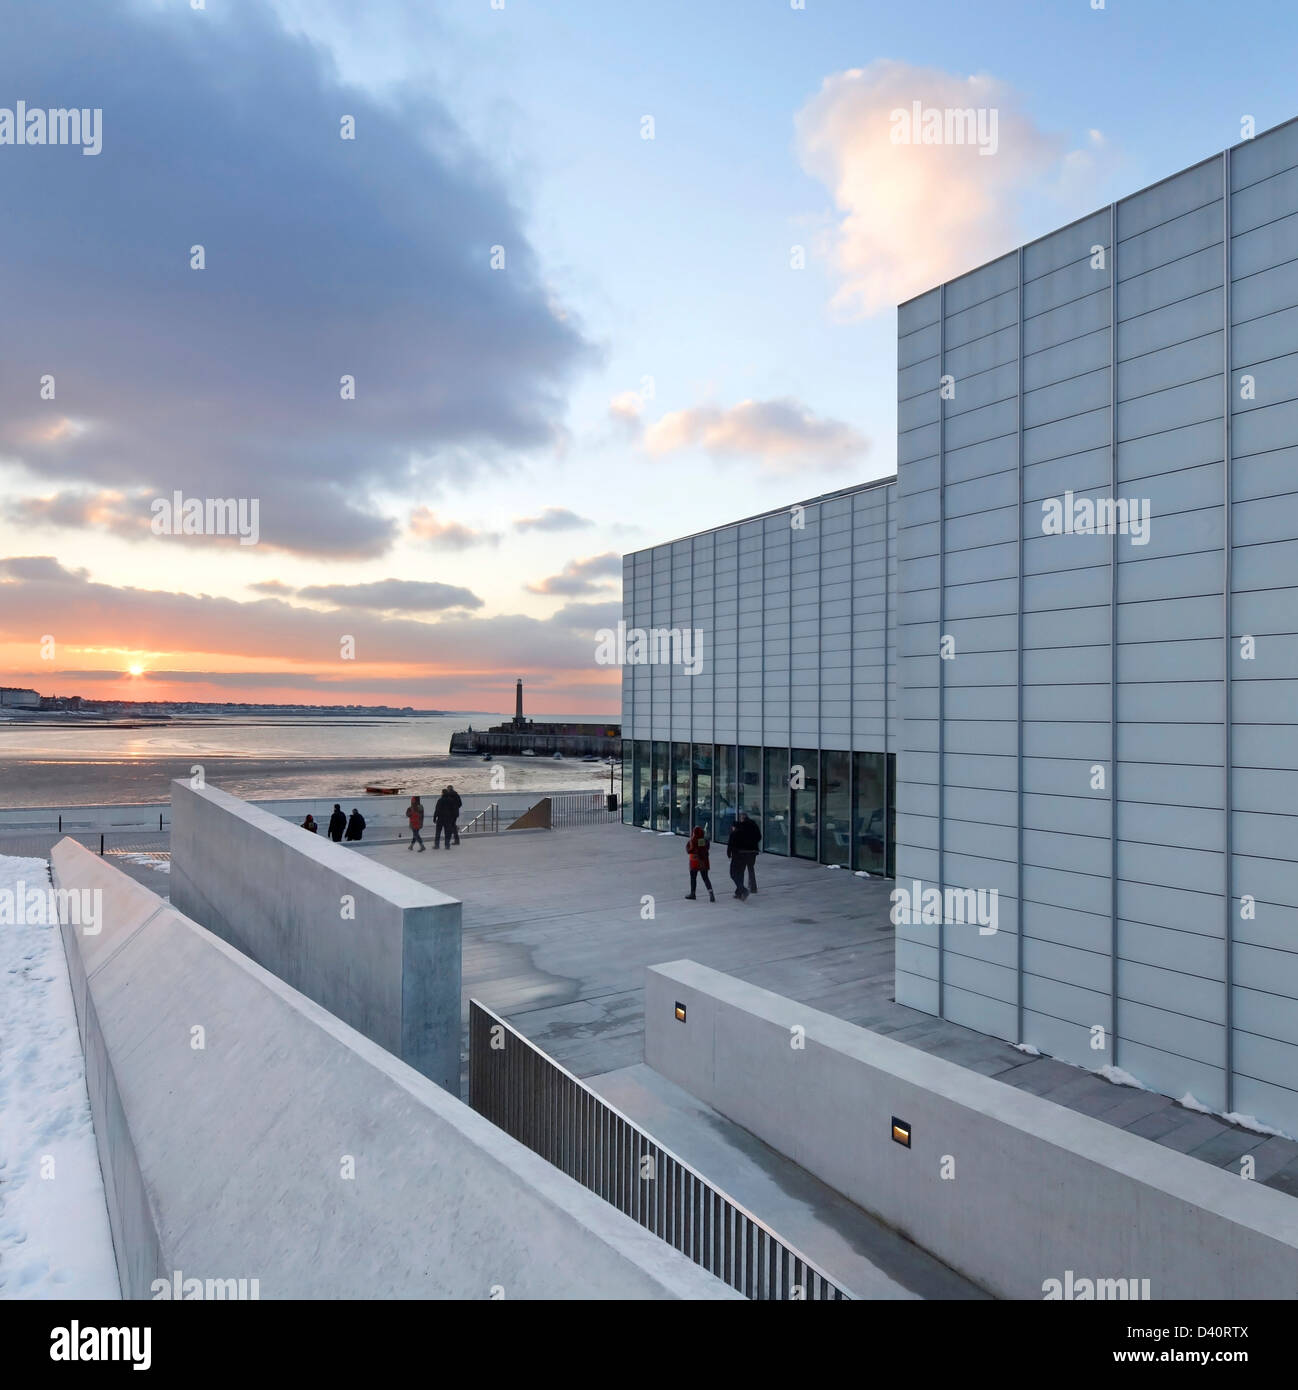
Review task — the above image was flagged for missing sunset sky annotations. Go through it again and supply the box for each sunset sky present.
[2,0,1294,712]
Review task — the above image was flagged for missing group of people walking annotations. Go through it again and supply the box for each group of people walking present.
[405,787,461,851]
[685,810,762,902]
[301,805,366,842]
[299,788,463,851]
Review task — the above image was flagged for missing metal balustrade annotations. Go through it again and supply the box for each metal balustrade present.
[468,999,851,1300]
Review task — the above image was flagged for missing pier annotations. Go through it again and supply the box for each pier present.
[448,678,620,758]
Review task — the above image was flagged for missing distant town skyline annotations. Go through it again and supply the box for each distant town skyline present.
[2,0,1295,710]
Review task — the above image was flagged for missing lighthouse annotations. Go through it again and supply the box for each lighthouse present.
[514,677,525,728]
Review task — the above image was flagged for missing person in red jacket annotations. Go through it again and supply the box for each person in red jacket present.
[405,795,426,851]
[685,826,715,902]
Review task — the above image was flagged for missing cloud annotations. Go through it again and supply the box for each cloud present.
[408,507,500,550]
[513,508,595,534]
[526,552,622,597]
[0,554,614,675]
[795,60,1064,316]
[0,0,592,558]
[6,488,153,541]
[294,579,483,612]
[608,391,645,427]
[550,599,623,630]
[643,398,867,474]
[248,580,295,595]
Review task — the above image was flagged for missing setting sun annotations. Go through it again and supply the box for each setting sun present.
[127,663,145,677]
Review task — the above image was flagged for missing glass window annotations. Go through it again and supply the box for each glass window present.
[672,742,691,834]
[652,740,670,831]
[739,746,762,828]
[886,753,897,878]
[852,751,885,874]
[763,747,789,855]
[715,744,737,843]
[820,751,850,867]
[691,744,713,838]
[790,747,819,860]
[633,740,651,827]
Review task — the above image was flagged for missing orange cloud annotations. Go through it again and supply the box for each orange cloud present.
[795,60,1064,316]
[643,398,867,474]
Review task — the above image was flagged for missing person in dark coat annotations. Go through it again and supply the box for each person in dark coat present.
[344,809,366,842]
[327,804,346,842]
[432,791,456,849]
[301,814,318,834]
[406,795,426,850]
[443,785,462,846]
[726,811,761,899]
[685,826,714,902]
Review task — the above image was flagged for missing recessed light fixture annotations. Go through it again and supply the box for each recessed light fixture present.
[674,1002,687,1023]
[891,1117,911,1148]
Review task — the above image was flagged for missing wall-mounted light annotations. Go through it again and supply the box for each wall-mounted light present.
[674,1002,687,1023]
[891,1117,911,1148]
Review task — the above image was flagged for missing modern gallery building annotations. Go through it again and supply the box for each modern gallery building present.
[621,116,1298,1135]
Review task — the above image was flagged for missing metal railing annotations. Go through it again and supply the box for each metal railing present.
[463,803,499,835]
[0,829,171,861]
[548,790,619,829]
[468,999,851,1300]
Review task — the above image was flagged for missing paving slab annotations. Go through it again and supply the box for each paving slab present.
[356,822,1298,1198]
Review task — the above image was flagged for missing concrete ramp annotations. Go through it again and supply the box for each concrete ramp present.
[50,840,736,1300]
[587,1064,984,1300]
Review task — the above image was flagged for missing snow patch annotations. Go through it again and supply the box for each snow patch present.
[1012,1042,1041,1056]
[1095,1065,1148,1090]
[1179,1092,1213,1114]
[0,854,120,1298]
[1223,1111,1294,1140]
[118,853,169,874]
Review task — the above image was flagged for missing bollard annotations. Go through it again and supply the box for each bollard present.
[99,833,105,856]
[59,814,63,833]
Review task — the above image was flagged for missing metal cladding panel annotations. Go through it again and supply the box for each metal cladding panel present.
[892,118,1298,1131]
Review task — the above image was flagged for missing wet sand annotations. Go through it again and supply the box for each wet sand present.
[0,754,608,809]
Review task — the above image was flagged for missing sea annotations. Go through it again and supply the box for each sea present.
[0,713,617,810]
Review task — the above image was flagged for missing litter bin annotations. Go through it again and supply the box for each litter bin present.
[606,793,618,813]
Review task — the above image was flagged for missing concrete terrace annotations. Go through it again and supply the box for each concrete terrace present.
[360,820,1298,1198]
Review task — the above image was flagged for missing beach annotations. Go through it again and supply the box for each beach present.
[0,714,614,808]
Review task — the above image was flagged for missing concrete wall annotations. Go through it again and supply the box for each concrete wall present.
[169,781,461,1091]
[51,841,735,1300]
[894,116,1298,1136]
[646,960,1298,1300]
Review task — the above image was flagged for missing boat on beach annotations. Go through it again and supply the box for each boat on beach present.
[364,785,403,795]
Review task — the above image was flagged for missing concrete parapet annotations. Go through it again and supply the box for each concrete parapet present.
[646,959,1298,1300]
[169,780,460,1090]
[50,841,735,1300]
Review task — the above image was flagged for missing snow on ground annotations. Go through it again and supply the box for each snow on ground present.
[116,853,170,875]
[0,855,119,1298]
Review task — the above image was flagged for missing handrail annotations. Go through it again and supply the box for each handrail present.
[464,803,499,834]
[468,998,853,1300]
